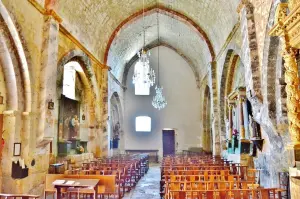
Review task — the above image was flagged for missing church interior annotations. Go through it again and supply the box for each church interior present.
[0,0,300,198]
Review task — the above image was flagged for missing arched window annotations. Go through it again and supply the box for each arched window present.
[63,61,83,99]
[135,116,151,132]
[133,61,151,95]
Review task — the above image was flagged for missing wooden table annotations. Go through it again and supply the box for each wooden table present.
[53,178,99,199]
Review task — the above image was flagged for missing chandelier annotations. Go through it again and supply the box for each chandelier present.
[132,49,155,86]
[152,5,167,110]
[132,0,155,86]
[152,85,167,110]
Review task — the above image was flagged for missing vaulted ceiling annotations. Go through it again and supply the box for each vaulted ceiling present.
[56,0,240,81]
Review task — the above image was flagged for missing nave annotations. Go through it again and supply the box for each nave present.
[38,153,285,199]
[1,0,300,198]
[123,165,160,199]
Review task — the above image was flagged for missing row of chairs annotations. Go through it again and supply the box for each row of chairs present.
[166,188,280,199]
[46,153,150,199]
[161,154,283,199]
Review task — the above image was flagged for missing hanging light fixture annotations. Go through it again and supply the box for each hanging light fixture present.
[152,5,167,110]
[132,0,155,86]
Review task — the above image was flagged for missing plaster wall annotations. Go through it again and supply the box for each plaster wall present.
[124,46,201,159]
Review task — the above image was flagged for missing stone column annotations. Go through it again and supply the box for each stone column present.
[36,15,59,146]
[202,130,208,152]
[280,44,300,148]
[210,61,221,156]
[1,110,16,192]
[228,104,233,140]
[239,96,245,139]
[21,112,30,164]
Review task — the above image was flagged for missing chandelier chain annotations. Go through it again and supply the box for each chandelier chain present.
[152,0,167,110]
[143,0,145,48]
[157,2,160,85]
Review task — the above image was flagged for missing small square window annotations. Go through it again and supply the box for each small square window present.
[135,116,151,132]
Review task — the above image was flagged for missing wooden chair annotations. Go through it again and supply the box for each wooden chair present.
[260,188,277,199]
[231,190,250,199]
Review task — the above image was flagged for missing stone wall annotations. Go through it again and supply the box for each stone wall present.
[215,0,291,188]
[0,0,107,195]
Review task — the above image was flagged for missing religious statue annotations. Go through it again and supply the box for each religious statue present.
[113,122,120,141]
[112,122,120,149]
[69,115,79,139]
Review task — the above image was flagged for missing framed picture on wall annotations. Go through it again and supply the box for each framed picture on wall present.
[13,143,21,156]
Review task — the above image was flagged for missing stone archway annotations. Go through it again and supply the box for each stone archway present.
[110,92,124,152]
[57,50,100,155]
[0,0,32,192]
[238,1,262,100]
[104,4,216,65]
[262,0,287,127]
[219,50,240,150]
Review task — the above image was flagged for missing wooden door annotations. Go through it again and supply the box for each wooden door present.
[162,130,175,156]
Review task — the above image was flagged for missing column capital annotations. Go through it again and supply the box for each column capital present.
[3,110,17,116]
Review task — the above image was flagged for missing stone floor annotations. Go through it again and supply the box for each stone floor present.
[123,165,161,199]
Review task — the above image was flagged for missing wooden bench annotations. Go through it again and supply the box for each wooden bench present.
[0,194,39,199]
[45,174,119,199]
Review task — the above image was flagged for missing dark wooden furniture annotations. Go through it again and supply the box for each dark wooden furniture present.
[53,178,99,199]
[57,141,71,156]
[125,150,159,163]
[49,163,64,174]
[278,172,290,199]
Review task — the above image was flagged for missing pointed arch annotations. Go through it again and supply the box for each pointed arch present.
[104,4,215,65]
[219,50,240,149]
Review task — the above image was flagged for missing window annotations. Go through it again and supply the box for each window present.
[63,61,83,100]
[135,81,150,95]
[134,61,150,95]
[135,116,151,132]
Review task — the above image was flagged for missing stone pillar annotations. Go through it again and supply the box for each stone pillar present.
[228,104,233,140]
[1,110,16,192]
[239,96,245,139]
[210,61,221,156]
[281,44,300,145]
[88,126,95,154]
[21,112,30,164]
[37,14,59,145]
[202,130,208,152]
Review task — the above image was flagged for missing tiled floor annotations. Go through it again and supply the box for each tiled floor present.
[123,165,161,199]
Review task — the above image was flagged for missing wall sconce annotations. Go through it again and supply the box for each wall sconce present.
[0,92,3,105]
[82,114,85,121]
[48,99,54,110]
